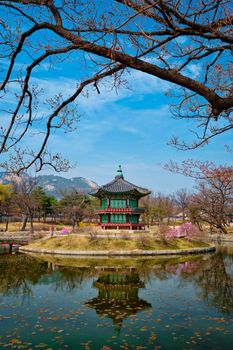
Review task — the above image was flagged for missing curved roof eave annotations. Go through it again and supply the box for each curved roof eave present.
[90,188,151,198]
[90,172,151,198]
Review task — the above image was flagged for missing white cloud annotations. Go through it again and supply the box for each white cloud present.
[57,161,195,194]
[23,69,170,113]
[120,126,144,135]
[187,64,201,78]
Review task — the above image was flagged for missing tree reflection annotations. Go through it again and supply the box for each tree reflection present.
[193,251,233,313]
[0,254,48,301]
[54,266,95,292]
[148,251,233,314]
[1,250,233,316]
[149,257,203,282]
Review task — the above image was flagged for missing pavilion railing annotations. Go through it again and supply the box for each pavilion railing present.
[95,207,145,213]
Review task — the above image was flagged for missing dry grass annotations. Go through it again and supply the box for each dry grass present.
[0,222,70,232]
[2,221,233,236]
[28,234,210,251]
[226,226,233,234]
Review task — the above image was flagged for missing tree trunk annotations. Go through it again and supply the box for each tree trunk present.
[71,217,76,232]
[219,225,228,235]
[196,220,203,231]
[167,215,170,225]
[30,215,34,233]
[43,214,47,223]
[182,210,185,223]
[5,219,9,232]
[21,215,28,231]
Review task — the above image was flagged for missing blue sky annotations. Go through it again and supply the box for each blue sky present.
[30,61,232,193]
[2,49,232,194]
[1,1,232,195]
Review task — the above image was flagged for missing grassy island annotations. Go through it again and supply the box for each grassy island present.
[21,234,213,256]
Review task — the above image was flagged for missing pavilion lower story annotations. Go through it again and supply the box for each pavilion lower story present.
[96,211,146,230]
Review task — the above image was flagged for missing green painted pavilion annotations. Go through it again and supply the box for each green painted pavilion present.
[91,165,151,230]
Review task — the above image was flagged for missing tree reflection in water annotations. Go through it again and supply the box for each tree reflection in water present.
[53,266,96,292]
[149,249,233,314]
[0,248,232,317]
[193,250,233,313]
[0,254,48,302]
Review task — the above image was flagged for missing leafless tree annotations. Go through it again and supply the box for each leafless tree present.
[0,0,232,172]
[174,188,190,222]
[165,160,233,233]
[142,192,175,225]
[12,175,38,232]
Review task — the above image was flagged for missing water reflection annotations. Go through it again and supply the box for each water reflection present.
[0,248,233,349]
[0,254,48,299]
[86,268,151,333]
[193,250,233,313]
[0,248,233,316]
[54,266,96,292]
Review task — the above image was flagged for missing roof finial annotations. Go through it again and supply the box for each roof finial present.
[115,164,124,179]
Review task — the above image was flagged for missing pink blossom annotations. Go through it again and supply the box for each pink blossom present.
[60,227,71,235]
[166,261,200,276]
[166,222,199,239]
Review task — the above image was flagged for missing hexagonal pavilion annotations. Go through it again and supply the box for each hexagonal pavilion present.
[91,166,151,230]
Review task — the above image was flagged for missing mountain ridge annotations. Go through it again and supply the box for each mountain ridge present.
[0,173,99,199]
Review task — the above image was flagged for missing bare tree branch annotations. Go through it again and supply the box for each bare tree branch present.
[0,0,232,173]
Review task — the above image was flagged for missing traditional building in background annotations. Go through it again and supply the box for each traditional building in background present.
[91,166,151,230]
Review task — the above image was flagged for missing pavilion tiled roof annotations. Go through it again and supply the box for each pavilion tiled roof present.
[91,166,151,198]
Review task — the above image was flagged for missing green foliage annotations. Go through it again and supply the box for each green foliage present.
[0,183,12,205]
[59,192,92,228]
[0,183,13,221]
[59,193,90,209]
[32,186,57,218]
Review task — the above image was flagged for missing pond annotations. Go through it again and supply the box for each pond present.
[0,246,232,349]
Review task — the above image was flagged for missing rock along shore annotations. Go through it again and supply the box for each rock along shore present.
[20,245,216,256]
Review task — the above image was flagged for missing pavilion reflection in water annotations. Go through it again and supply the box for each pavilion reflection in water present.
[85,268,151,333]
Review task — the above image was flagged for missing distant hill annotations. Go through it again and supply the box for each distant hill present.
[0,173,98,199]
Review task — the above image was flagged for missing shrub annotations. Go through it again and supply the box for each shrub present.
[166,222,200,240]
[158,224,169,244]
[66,234,75,248]
[60,227,71,235]
[88,230,100,245]
[54,236,63,247]
[136,234,151,249]
[121,232,130,240]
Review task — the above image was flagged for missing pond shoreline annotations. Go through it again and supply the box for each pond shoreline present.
[20,245,216,256]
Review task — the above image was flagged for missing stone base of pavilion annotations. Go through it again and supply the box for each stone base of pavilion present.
[94,223,150,234]
[96,223,146,231]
